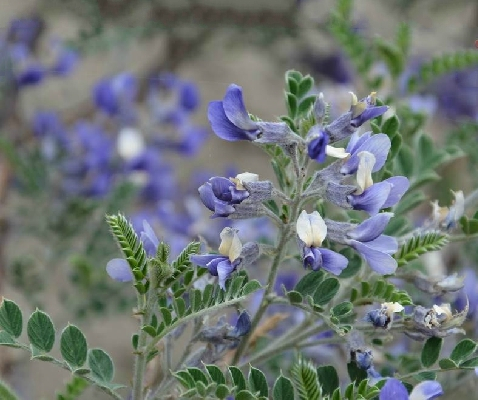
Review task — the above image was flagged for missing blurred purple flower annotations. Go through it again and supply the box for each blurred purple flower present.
[7,17,43,48]
[93,72,138,119]
[379,378,443,400]
[106,258,133,282]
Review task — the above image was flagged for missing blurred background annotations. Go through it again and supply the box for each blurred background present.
[0,0,477,398]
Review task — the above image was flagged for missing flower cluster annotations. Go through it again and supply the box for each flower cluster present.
[190,83,410,288]
[1,17,78,87]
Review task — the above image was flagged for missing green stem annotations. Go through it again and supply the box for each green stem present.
[450,233,478,242]
[143,292,251,355]
[231,228,291,364]
[132,288,155,400]
[232,147,308,365]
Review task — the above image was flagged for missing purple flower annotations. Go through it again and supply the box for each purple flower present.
[364,302,404,329]
[191,227,244,290]
[229,311,251,338]
[93,72,137,118]
[106,258,133,282]
[326,213,398,274]
[347,213,398,274]
[7,17,43,48]
[208,84,294,144]
[50,46,79,76]
[179,81,200,112]
[16,63,45,86]
[106,219,161,282]
[343,148,409,215]
[307,127,329,163]
[350,92,389,128]
[199,172,273,219]
[208,84,261,141]
[379,378,443,400]
[296,210,348,275]
[140,220,160,256]
[341,131,391,176]
[348,176,410,215]
[199,176,250,218]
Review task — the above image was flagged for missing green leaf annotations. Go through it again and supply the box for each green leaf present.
[249,367,268,398]
[291,356,321,400]
[229,366,247,392]
[298,95,317,115]
[236,391,256,400]
[286,70,303,84]
[273,375,294,400]
[287,291,303,304]
[450,339,477,364]
[286,92,298,118]
[459,356,478,368]
[438,358,457,370]
[88,348,114,383]
[106,213,147,275]
[159,308,172,326]
[338,250,362,278]
[0,299,22,338]
[131,334,139,350]
[346,361,367,384]
[242,280,262,296]
[460,216,478,235]
[141,325,157,337]
[395,22,410,56]
[394,191,427,216]
[295,271,325,297]
[297,76,314,98]
[421,337,442,367]
[317,365,339,396]
[375,38,404,78]
[313,278,340,305]
[206,365,226,385]
[409,170,441,191]
[171,241,200,270]
[416,372,436,382]
[187,367,209,385]
[381,116,400,138]
[331,302,353,318]
[0,331,18,347]
[60,325,88,368]
[27,309,55,352]
[215,384,230,399]
[174,370,195,389]
[55,376,88,400]
[395,231,449,266]
[0,379,19,400]
[30,345,55,361]
[155,242,170,263]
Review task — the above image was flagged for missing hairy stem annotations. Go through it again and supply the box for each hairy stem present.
[132,288,155,400]
[232,146,308,364]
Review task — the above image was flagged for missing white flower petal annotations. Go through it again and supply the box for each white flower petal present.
[231,172,259,190]
[117,127,145,160]
[218,227,242,261]
[451,190,464,221]
[356,151,376,193]
[296,210,327,247]
[325,145,350,159]
[383,302,404,314]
